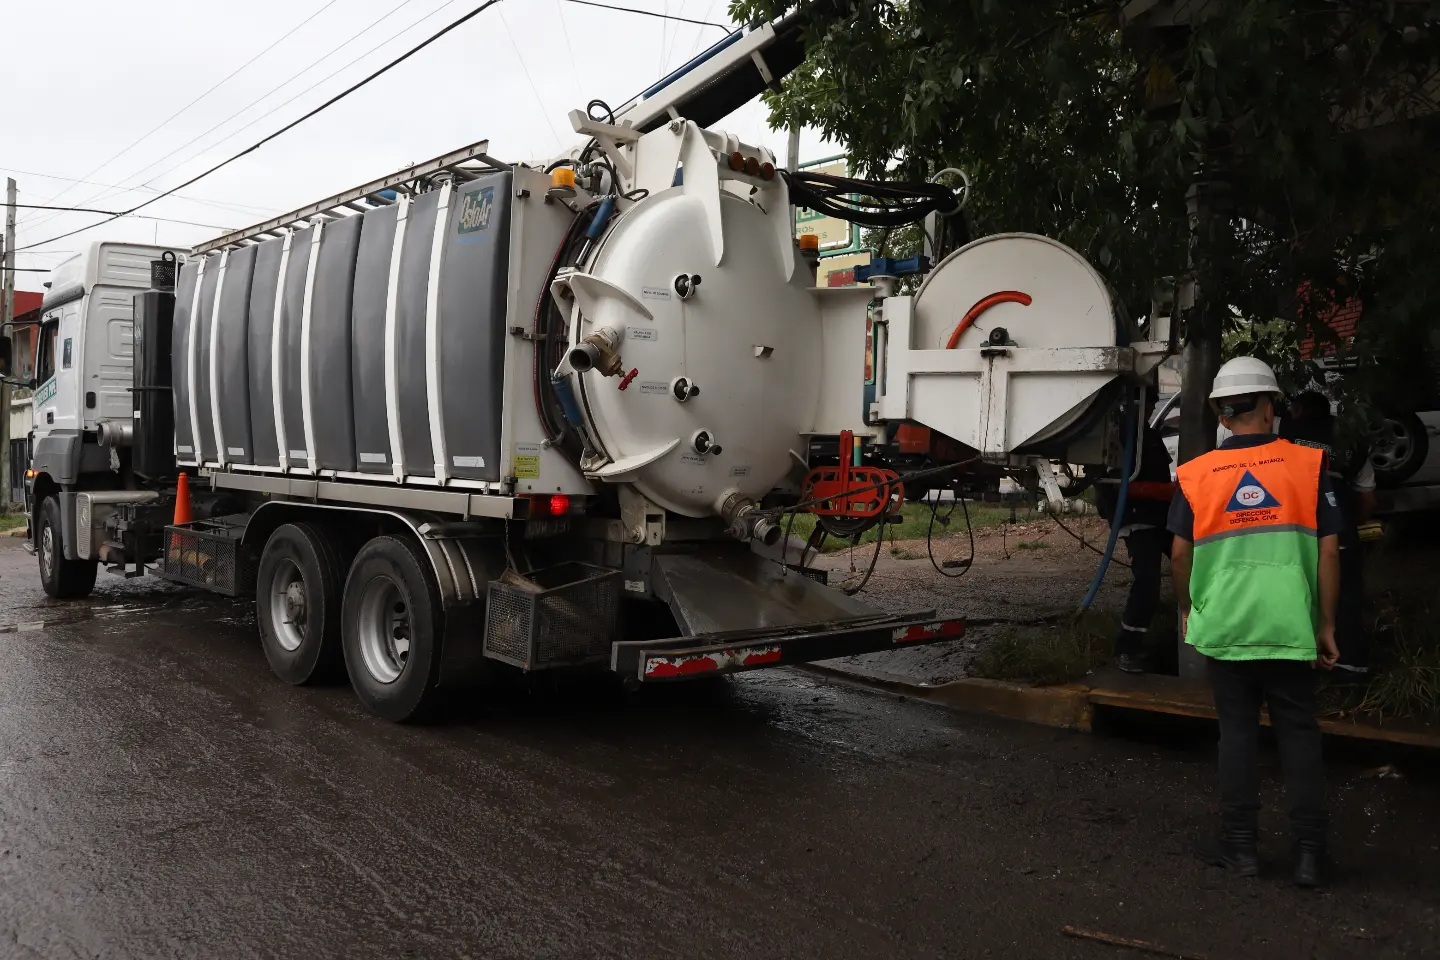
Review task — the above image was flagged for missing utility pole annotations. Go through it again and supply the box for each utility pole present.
[2,178,15,513]
[786,124,801,231]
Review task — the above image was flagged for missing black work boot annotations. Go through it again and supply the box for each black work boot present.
[1293,811,1328,889]
[1116,653,1146,675]
[1293,844,1324,889]
[1196,812,1259,877]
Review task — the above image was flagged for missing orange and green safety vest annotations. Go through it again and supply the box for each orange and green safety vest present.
[1175,439,1326,662]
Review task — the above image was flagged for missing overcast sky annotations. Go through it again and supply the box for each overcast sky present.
[1,0,834,293]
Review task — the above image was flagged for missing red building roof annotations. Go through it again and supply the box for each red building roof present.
[12,290,43,317]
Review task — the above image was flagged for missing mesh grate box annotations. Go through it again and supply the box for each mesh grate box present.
[160,515,257,597]
[484,563,623,670]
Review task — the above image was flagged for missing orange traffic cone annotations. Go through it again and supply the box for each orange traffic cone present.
[174,472,193,525]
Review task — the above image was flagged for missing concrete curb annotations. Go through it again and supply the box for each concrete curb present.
[806,663,1440,749]
[803,665,1093,732]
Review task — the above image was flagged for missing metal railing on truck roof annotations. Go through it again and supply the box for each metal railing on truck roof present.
[191,139,508,256]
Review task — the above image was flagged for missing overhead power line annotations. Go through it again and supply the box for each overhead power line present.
[126,0,456,199]
[498,8,567,150]
[12,203,233,230]
[0,167,275,217]
[19,0,427,235]
[561,0,729,29]
[18,0,506,253]
[22,0,346,223]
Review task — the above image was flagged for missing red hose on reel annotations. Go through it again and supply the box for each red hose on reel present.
[945,290,1033,348]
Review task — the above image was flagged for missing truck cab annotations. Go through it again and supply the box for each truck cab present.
[28,242,181,595]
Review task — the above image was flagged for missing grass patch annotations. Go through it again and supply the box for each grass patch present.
[784,501,1035,553]
[1315,595,1440,724]
[1015,540,1048,551]
[0,514,26,532]
[970,611,1118,686]
[1355,618,1440,724]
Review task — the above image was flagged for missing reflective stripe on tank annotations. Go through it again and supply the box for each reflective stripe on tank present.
[385,196,411,482]
[425,180,454,484]
[300,219,325,474]
[208,249,230,467]
[272,230,293,472]
[185,256,208,466]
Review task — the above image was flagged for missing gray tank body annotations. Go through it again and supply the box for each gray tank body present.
[173,171,515,485]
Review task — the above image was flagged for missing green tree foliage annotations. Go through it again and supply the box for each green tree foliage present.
[735,0,1440,409]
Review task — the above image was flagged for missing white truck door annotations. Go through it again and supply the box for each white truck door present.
[52,301,83,434]
[82,285,137,429]
[31,310,69,439]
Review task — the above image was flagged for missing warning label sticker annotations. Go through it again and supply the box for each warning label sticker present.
[680,453,707,466]
[513,443,541,479]
[639,381,669,395]
[641,286,672,301]
[629,327,657,341]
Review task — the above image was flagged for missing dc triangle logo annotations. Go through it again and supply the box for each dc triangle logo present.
[1226,470,1282,512]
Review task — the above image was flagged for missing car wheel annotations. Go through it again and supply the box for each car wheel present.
[1367,412,1429,486]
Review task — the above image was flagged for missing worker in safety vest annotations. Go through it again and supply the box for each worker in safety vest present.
[1167,356,1342,889]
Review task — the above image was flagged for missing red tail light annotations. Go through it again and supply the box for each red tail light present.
[550,494,571,515]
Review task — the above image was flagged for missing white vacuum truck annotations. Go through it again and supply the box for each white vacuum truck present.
[24,20,1170,721]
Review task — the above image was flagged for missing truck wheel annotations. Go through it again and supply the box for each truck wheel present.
[37,497,98,600]
[342,536,445,723]
[257,523,346,685]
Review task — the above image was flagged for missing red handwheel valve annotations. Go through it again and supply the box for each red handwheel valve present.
[618,368,639,391]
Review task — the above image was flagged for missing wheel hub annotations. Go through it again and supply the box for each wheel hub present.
[283,581,307,625]
[269,559,308,653]
[1368,418,1414,472]
[357,575,411,685]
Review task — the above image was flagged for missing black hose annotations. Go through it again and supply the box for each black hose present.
[533,200,602,447]
[1051,513,1131,569]
[842,520,886,596]
[927,490,975,579]
[780,169,959,228]
[587,99,616,124]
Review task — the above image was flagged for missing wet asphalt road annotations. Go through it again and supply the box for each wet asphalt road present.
[0,542,1438,960]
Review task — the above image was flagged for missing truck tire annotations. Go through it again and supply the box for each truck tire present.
[257,523,346,685]
[37,496,98,600]
[341,535,445,723]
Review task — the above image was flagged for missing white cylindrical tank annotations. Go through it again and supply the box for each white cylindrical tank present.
[559,186,822,519]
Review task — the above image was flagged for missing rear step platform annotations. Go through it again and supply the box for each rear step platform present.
[614,547,965,682]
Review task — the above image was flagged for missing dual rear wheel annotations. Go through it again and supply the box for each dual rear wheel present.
[256,524,445,722]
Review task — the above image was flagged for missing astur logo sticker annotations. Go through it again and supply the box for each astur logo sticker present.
[457,186,494,234]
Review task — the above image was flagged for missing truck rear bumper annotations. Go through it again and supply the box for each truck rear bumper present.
[611,613,965,682]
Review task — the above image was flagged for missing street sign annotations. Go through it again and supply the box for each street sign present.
[816,250,874,288]
[795,157,862,255]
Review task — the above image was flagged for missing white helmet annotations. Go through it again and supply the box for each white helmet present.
[1209,356,1282,401]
